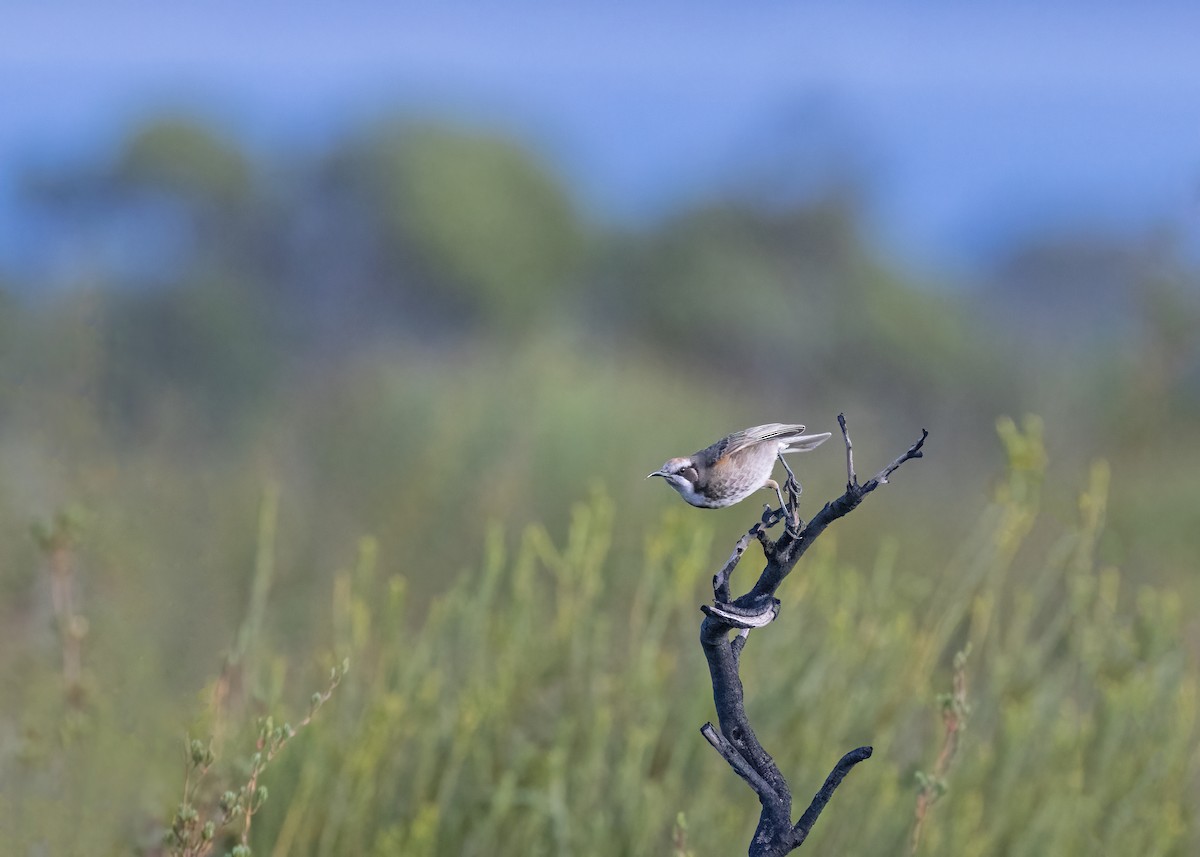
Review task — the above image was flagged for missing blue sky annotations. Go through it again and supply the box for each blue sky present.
[3,1,1200,274]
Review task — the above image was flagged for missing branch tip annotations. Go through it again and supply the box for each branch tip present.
[790,746,874,848]
[866,428,929,489]
[838,413,857,487]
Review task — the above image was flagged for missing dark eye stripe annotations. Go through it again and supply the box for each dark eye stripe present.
[680,466,699,483]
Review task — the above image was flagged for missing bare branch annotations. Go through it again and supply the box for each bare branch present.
[837,412,856,487]
[697,415,928,855]
[867,429,928,489]
[702,723,779,800]
[714,527,761,604]
[790,746,874,849]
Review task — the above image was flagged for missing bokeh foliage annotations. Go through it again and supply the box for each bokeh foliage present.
[1,115,1198,854]
[245,426,1200,856]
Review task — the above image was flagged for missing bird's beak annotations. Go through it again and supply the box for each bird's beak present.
[646,470,665,479]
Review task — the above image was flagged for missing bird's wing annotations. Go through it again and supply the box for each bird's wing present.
[695,423,808,465]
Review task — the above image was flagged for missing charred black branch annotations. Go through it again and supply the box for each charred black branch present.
[699,414,927,855]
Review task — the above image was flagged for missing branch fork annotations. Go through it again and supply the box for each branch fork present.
[698,413,927,855]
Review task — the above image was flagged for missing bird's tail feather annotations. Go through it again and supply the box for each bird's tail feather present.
[780,432,833,453]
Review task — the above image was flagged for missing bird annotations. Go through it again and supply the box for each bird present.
[647,423,832,510]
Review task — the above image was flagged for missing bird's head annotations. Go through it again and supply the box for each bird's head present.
[647,457,701,494]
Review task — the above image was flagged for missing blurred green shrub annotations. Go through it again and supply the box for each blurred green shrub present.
[339,123,585,331]
[117,118,254,210]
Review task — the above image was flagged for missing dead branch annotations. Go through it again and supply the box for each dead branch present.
[697,413,927,856]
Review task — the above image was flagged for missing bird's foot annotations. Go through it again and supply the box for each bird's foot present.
[776,454,804,535]
[778,453,803,500]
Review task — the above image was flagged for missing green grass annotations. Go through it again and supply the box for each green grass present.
[192,426,1200,852]
[1,340,1197,855]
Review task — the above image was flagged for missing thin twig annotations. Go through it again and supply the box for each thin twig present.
[837,413,856,487]
[701,723,779,799]
[867,429,928,488]
[910,647,970,855]
[715,528,759,604]
[789,746,874,849]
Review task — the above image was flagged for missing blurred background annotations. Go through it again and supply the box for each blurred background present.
[2,3,1198,855]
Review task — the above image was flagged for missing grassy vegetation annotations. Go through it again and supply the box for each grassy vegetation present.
[3,366,1196,854]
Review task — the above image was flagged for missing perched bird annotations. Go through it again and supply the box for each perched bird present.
[647,423,832,510]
